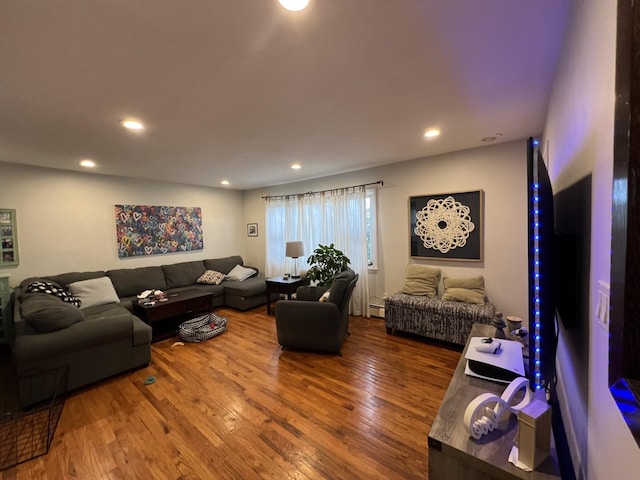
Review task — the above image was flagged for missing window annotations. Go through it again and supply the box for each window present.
[264,186,370,316]
[366,188,378,269]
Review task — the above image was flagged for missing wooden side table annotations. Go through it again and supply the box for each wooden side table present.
[265,276,310,315]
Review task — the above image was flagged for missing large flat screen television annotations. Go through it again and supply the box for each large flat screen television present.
[526,137,557,393]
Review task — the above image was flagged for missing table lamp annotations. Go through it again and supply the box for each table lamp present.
[285,241,304,279]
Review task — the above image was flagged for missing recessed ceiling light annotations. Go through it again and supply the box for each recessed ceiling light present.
[120,119,145,131]
[483,132,503,142]
[291,163,302,170]
[278,0,309,11]
[79,159,96,168]
[423,129,441,138]
[220,180,230,185]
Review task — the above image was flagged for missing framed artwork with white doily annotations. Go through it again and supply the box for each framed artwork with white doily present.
[409,190,483,261]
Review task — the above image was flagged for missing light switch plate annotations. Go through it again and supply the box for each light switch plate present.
[596,280,610,331]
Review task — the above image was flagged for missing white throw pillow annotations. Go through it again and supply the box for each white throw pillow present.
[319,291,331,302]
[226,264,256,282]
[68,277,120,310]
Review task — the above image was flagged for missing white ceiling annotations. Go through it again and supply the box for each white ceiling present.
[0,1,571,190]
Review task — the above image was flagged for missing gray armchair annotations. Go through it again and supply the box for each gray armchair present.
[275,269,359,354]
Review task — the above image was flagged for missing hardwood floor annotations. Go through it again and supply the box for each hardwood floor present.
[1,307,461,480]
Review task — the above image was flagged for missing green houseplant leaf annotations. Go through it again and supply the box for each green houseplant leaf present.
[306,243,351,287]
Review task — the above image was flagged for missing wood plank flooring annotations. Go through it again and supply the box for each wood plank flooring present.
[1,307,461,480]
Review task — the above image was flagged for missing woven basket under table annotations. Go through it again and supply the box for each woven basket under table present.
[178,313,227,343]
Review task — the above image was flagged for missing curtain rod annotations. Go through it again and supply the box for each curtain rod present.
[261,180,383,200]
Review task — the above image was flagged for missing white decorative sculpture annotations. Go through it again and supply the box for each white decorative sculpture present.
[463,377,533,440]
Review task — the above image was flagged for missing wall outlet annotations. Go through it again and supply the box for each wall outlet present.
[596,280,610,331]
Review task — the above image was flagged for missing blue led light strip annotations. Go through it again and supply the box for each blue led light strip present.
[533,182,542,390]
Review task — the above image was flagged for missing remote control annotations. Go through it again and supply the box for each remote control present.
[475,338,501,354]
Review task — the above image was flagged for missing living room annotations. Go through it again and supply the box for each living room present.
[0,0,637,479]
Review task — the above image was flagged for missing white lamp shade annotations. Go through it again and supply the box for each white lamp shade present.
[285,241,304,258]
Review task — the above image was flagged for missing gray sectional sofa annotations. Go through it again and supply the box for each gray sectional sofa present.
[104,255,269,312]
[12,255,270,405]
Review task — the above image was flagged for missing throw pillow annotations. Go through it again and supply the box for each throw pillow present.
[442,276,486,305]
[226,264,257,282]
[319,291,331,302]
[327,270,356,306]
[197,269,226,285]
[400,264,441,297]
[21,294,85,333]
[26,281,82,307]
[68,276,120,310]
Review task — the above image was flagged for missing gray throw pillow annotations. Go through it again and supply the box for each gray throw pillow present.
[441,276,486,305]
[21,294,85,333]
[328,270,355,307]
[400,264,441,297]
[68,277,120,310]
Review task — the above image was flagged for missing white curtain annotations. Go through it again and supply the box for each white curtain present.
[265,186,370,317]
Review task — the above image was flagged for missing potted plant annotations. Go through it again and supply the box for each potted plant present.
[306,243,351,287]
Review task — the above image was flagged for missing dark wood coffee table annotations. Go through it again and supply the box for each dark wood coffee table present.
[132,289,214,341]
[265,276,310,315]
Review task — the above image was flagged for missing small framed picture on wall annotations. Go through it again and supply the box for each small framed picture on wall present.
[0,208,19,266]
[247,223,258,237]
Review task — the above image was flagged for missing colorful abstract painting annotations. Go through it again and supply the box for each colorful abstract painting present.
[115,205,203,257]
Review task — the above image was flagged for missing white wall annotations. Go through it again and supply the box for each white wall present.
[2,140,528,322]
[244,140,529,321]
[0,162,244,286]
[542,0,640,479]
